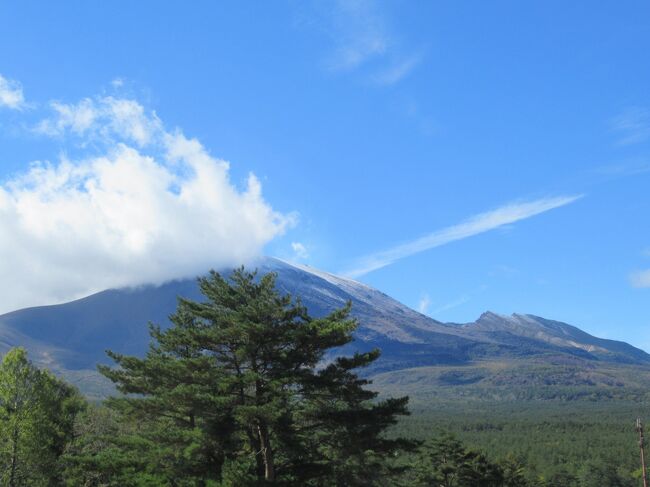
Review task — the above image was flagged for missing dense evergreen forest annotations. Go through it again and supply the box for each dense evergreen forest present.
[0,268,647,486]
[392,401,647,486]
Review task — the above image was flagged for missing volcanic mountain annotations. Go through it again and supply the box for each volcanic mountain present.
[0,257,648,399]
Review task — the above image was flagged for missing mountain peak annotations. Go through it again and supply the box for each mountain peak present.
[1,259,649,399]
[477,311,512,322]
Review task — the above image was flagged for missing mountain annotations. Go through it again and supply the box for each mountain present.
[1,257,648,400]
[461,311,649,363]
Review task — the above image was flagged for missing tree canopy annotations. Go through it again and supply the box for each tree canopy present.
[95,268,413,485]
[0,347,85,486]
[0,268,643,486]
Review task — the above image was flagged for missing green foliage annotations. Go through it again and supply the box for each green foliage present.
[0,347,85,486]
[3,269,648,486]
[499,455,531,487]
[406,435,512,487]
[61,405,174,486]
[391,400,646,486]
[91,268,412,485]
[577,458,635,487]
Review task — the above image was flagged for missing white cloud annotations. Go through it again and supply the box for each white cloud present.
[291,242,309,260]
[630,270,650,288]
[612,107,650,146]
[0,92,293,314]
[343,195,583,278]
[0,74,25,110]
[417,293,431,314]
[324,0,388,71]
[301,0,421,86]
[35,96,163,146]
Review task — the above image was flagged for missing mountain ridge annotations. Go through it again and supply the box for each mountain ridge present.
[0,257,648,398]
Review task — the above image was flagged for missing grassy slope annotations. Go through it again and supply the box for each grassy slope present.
[372,358,650,403]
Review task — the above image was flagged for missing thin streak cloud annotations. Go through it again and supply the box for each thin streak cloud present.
[343,195,583,278]
[433,295,470,315]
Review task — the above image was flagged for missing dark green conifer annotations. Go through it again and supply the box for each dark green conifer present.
[98,268,412,485]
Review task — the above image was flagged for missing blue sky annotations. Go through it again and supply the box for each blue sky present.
[1,1,649,348]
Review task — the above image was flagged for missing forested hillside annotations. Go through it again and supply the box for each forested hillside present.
[1,268,648,486]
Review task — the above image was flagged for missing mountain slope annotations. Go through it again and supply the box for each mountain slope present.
[0,257,648,398]
[461,312,649,364]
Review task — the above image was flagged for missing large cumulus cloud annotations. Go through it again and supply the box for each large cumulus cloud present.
[0,88,293,314]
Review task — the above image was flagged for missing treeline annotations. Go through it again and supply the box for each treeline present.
[0,269,645,486]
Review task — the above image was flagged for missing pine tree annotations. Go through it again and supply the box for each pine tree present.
[98,268,412,485]
[412,435,506,487]
[499,455,531,487]
[62,405,174,486]
[0,347,85,486]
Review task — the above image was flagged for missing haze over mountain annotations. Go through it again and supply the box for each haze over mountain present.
[1,257,648,399]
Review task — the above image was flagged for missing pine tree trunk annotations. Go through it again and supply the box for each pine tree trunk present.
[257,422,275,481]
[249,426,265,478]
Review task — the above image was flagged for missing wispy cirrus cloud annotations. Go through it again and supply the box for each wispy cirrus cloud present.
[325,0,388,71]
[299,0,421,85]
[0,81,294,314]
[432,295,471,315]
[417,293,431,314]
[342,195,583,278]
[372,52,423,86]
[595,159,650,177]
[0,74,26,110]
[611,107,650,146]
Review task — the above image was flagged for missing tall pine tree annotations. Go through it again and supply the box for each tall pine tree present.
[99,268,412,485]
